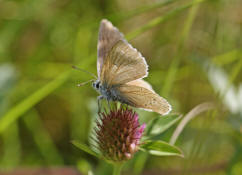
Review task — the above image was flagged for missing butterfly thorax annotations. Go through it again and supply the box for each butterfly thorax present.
[92,80,129,103]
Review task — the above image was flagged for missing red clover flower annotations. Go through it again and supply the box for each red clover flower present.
[94,105,146,162]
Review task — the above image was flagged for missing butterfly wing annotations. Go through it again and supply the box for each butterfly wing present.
[127,79,154,92]
[100,40,148,85]
[97,19,124,78]
[117,84,171,115]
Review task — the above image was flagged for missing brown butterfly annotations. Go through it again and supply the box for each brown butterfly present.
[92,19,171,115]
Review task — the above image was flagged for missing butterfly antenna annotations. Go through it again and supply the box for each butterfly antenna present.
[77,79,95,87]
[72,65,97,79]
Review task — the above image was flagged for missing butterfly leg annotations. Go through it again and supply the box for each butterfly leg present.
[107,100,111,109]
[97,96,104,113]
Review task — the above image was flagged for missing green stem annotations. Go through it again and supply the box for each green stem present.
[112,164,123,175]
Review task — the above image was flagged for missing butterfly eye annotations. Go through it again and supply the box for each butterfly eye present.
[96,82,100,89]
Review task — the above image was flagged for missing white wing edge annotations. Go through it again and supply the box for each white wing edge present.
[125,41,149,79]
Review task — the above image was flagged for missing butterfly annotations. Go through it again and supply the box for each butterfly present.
[91,19,171,115]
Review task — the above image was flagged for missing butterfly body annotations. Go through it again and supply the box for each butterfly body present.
[92,80,130,104]
[92,19,172,115]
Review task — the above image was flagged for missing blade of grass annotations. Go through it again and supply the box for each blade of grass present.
[212,49,241,66]
[23,109,64,165]
[0,71,70,134]
[76,0,177,29]
[169,102,215,145]
[109,0,176,22]
[161,0,201,97]
[126,0,207,40]
[0,122,21,169]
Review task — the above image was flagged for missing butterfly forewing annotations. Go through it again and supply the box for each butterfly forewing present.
[100,40,148,86]
[118,84,171,115]
[97,19,124,78]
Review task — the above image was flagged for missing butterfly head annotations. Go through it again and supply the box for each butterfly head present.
[92,80,101,90]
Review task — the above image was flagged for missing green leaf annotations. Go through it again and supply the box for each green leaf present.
[72,140,100,158]
[146,114,182,136]
[140,140,184,157]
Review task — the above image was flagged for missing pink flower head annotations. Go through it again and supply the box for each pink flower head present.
[95,105,146,162]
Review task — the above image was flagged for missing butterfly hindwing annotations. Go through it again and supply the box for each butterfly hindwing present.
[97,19,124,78]
[100,40,148,85]
[117,84,171,115]
[126,79,154,92]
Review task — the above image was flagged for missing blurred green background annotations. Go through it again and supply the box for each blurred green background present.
[0,0,241,174]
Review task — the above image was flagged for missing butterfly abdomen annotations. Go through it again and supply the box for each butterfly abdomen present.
[99,84,131,105]
[110,87,131,105]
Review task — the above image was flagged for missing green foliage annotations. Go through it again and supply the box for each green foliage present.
[0,71,71,133]
[23,110,64,165]
[140,140,183,157]
[0,0,241,174]
[145,114,182,137]
[72,140,100,159]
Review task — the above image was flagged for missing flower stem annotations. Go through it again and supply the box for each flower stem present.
[113,164,123,175]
